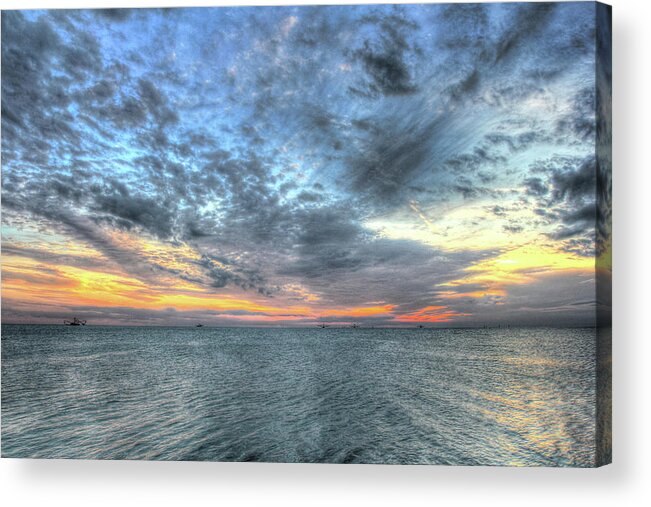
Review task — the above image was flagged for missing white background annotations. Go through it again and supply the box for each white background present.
[0,0,649,505]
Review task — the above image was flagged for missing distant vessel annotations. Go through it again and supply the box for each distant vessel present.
[318,323,328,328]
[64,317,86,326]
[418,325,424,329]
[196,324,204,328]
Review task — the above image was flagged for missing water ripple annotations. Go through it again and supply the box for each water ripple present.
[1,325,596,465]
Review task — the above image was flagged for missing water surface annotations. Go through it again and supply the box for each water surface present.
[1,325,596,466]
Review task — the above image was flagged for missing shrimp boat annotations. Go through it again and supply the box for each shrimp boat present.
[64,317,87,326]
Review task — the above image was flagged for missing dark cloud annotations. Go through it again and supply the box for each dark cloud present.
[503,224,524,234]
[194,255,270,295]
[278,206,367,279]
[485,131,550,152]
[524,177,548,197]
[349,14,420,97]
[547,224,588,241]
[563,203,597,224]
[556,87,596,142]
[437,3,489,51]
[296,191,322,203]
[346,113,448,207]
[94,9,133,22]
[444,147,506,175]
[491,205,507,217]
[522,155,597,243]
[491,3,557,64]
[560,237,595,258]
[550,156,596,205]
[546,202,596,243]
[89,187,175,239]
[446,69,480,102]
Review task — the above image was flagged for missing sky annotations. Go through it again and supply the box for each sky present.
[1,3,610,327]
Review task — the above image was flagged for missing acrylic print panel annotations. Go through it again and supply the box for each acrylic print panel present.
[1,2,611,467]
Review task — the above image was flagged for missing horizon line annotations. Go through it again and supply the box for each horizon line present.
[0,322,600,330]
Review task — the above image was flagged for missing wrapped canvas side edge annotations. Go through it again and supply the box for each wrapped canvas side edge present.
[595,1,612,468]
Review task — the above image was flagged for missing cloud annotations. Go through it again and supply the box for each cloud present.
[349,13,420,97]
[517,154,597,249]
[89,185,175,239]
[94,9,133,22]
[550,156,596,204]
[2,243,109,271]
[347,114,447,206]
[556,87,596,142]
[523,177,548,197]
[492,3,557,64]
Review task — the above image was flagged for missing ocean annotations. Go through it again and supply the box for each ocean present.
[1,325,597,466]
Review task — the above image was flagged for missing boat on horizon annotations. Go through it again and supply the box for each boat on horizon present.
[64,317,86,326]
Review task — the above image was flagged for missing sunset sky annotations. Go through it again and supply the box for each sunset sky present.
[1,3,608,327]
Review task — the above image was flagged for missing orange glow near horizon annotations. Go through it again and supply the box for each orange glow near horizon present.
[2,221,597,326]
[1,253,311,318]
[2,251,398,323]
[394,305,469,323]
[319,304,397,318]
